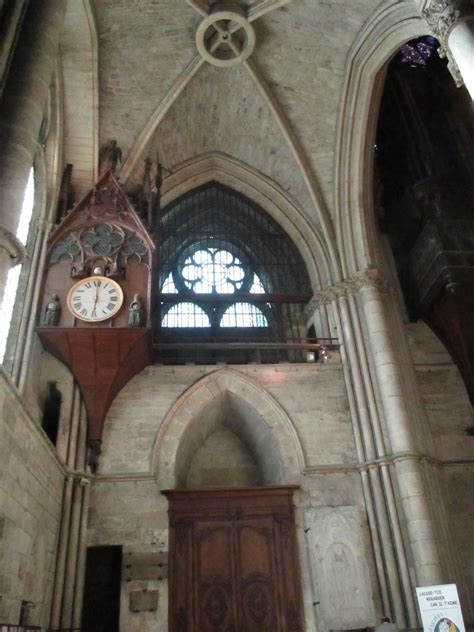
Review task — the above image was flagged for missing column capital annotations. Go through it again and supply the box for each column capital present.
[0,227,26,264]
[351,268,391,293]
[305,269,391,318]
[420,0,473,86]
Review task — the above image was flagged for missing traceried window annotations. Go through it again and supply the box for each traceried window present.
[161,247,268,329]
[156,183,312,366]
[162,302,210,328]
[182,249,244,294]
[221,303,268,327]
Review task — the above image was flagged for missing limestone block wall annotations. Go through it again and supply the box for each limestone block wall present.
[407,321,474,610]
[89,362,376,632]
[0,369,64,628]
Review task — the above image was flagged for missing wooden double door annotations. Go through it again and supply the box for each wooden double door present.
[164,486,305,632]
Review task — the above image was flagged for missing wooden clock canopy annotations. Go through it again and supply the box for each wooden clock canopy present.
[37,170,155,445]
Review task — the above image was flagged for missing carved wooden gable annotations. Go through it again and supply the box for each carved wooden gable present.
[41,170,155,329]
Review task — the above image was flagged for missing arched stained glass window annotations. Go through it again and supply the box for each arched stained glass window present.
[162,303,210,328]
[220,303,268,328]
[157,182,312,354]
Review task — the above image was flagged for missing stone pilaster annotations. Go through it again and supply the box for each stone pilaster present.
[0,0,67,305]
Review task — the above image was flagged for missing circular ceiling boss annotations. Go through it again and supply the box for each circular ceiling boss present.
[196,8,256,68]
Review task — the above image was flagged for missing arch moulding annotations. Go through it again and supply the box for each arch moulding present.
[153,367,305,489]
[158,151,333,290]
[334,0,429,278]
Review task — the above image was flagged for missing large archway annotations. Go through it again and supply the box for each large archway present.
[334,0,427,276]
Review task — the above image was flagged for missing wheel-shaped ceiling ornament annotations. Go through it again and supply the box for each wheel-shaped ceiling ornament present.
[196,7,256,68]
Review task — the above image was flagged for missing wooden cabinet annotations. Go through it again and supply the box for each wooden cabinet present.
[163,487,305,632]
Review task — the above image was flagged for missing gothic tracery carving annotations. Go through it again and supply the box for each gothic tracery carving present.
[50,223,149,269]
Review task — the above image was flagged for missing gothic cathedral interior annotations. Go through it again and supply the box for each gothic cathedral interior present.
[0,1,473,631]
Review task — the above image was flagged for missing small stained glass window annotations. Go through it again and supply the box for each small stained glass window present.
[162,302,210,328]
[162,273,178,294]
[182,248,245,294]
[220,303,268,328]
[399,36,438,67]
[249,274,265,294]
[161,247,270,329]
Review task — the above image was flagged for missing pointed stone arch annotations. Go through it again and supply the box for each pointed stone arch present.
[153,367,305,489]
[157,151,332,290]
[334,0,428,277]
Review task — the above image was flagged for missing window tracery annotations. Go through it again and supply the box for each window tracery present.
[157,183,312,362]
[161,247,269,328]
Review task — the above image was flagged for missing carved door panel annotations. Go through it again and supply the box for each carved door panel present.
[235,518,283,631]
[165,487,305,632]
[194,521,238,632]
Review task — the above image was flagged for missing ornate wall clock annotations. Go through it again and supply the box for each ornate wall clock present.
[67,276,124,322]
[37,170,156,453]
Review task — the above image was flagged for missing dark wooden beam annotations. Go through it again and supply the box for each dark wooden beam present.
[159,293,311,304]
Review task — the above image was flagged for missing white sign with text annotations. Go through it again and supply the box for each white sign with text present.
[416,584,465,632]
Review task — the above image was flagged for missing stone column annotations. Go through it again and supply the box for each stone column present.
[421,0,474,99]
[0,0,66,305]
[357,270,444,586]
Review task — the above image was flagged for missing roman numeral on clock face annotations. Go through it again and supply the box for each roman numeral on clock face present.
[68,276,124,322]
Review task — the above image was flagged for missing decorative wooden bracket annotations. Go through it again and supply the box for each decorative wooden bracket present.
[37,327,152,442]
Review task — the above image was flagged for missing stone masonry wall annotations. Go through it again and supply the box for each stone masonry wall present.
[408,321,474,613]
[0,369,64,628]
[89,362,377,632]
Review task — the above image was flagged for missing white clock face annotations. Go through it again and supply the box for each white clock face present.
[67,276,124,322]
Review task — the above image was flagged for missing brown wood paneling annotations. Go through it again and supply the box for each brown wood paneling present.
[164,486,305,632]
[37,327,152,441]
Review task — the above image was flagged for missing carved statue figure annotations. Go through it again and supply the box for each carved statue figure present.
[43,294,61,326]
[98,140,123,176]
[128,293,143,327]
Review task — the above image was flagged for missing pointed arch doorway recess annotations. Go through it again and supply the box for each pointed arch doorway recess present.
[159,370,305,631]
[163,486,305,632]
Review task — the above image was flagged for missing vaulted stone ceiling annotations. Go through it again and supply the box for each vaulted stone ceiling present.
[60,0,383,283]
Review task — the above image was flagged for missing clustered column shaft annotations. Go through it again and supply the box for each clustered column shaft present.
[309,267,453,626]
[0,0,66,305]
